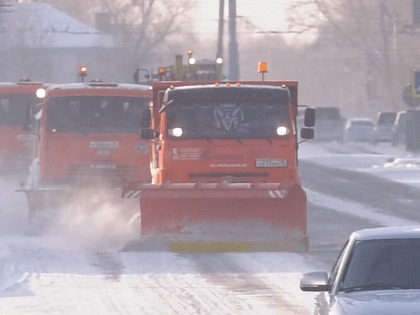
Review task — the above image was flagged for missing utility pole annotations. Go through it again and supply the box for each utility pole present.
[216,0,224,62]
[228,0,239,80]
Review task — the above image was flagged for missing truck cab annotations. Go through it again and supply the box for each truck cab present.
[31,82,153,188]
[146,81,313,185]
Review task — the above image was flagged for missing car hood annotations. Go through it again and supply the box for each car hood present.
[337,290,420,315]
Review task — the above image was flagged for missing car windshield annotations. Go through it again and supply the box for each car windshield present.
[340,239,420,292]
[351,120,373,126]
[0,94,38,127]
[46,95,150,133]
[377,113,396,125]
[166,99,289,140]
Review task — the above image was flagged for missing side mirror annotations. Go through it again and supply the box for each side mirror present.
[301,128,314,139]
[141,108,151,128]
[140,128,155,140]
[304,108,315,127]
[300,271,330,292]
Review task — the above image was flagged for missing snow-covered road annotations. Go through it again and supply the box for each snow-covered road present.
[0,236,316,314]
[0,176,317,314]
[1,141,419,314]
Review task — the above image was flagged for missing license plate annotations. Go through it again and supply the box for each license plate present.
[255,159,287,168]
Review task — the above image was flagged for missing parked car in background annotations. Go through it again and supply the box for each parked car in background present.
[372,111,397,144]
[314,107,345,142]
[344,118,374,142]
[300,226,420,315]
[392,111,407,146]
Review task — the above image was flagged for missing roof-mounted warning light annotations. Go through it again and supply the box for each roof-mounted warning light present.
[258,62,268,73]
[258,62,268,82]
[187,50,195,65]
[158,67,166,81]
[79,65,87,82]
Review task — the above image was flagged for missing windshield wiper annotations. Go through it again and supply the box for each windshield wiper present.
[103,126,137,133]
[203,124,243,143]
[183,127,212,143]
[341,283,412,292]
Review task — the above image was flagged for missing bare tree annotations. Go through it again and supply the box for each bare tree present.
[43,0,195,70]
[287,0,416,113]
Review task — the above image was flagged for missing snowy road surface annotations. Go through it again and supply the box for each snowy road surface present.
[1,141,420,314]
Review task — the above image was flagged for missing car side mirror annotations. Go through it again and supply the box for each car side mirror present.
[300,271,330,292]
[301,128,314,139]
[140,128,155,140]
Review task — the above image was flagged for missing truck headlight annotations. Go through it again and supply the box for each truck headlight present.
[36,88,46,99]
[276,126,289,136]
[169,127,183,137]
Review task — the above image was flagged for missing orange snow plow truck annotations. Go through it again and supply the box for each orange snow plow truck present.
[0,81,44,174]
[122,80,315,252]
[19,82,153,229]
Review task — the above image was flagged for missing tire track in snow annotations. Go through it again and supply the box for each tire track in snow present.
[184,253,309,315]
[90,252,124,281]
[120,252,284,314]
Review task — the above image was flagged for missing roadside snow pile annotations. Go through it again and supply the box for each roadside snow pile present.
[0,248,31,296]
[383,156,420,168]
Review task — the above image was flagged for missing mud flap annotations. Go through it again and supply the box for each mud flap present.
[122,183,308,252]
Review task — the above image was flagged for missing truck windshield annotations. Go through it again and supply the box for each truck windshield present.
[0,94,37,128]
[46,96,150,133]
[166,100,289,139]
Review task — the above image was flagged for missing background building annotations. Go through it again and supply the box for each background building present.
[0,1,131,83]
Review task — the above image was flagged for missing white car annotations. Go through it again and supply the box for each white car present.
[373,111,397,144]
[300,226,420,315]
[392,111,407,146]
[313,107,345,142]
[344,118,374,142]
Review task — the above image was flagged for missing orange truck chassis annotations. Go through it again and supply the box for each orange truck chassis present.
[122,80,315,252]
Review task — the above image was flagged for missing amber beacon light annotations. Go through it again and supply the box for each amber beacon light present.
[258,62,268,82]
[79,65,87,82]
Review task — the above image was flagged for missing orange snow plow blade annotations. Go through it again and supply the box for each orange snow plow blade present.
[123,182,308,252]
